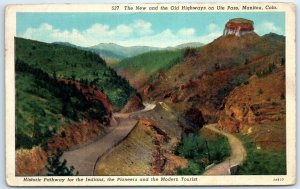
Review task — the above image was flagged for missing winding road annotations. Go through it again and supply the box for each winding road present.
[62,103,156,176]
[203,124,246,175]
[62,107,245,176]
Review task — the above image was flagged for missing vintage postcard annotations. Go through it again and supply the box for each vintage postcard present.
[5,2,296,186]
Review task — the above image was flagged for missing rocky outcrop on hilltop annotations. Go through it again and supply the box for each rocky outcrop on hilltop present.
[223,18,254,37]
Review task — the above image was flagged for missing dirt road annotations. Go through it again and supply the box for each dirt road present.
[62,103,156,176]
[203,124,246,175]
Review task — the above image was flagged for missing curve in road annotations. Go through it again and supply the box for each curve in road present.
[62,103,155,176]
[203,124,246,175]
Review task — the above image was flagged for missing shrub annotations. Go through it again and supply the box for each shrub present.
[46,149,79,176]
[177,134,206,159]
[176,132,230,175]
[271,101,278,106]
[176,133,230,164]
[208,136,231,163]
[281,58,285,66]
[16,132,34,149]
[177,160,204,175]
[214,63,220,70]
[184,48,197,58]
[280,93,285,100]
[236,135,286,175]
[256,63,277,78]
[237,152,286,175]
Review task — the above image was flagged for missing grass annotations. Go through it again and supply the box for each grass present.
[176,131,230,175]
[236,134,286,175]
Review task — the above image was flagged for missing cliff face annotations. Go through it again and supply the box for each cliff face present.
[223,18,254,37]
[63,79,113,114]
[218,65,286,151]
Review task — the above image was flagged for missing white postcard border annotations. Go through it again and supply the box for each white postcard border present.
[5,2,296,186]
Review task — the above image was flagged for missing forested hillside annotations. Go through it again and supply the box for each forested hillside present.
[15,37,135,149]
[115,49,187,88]
[16,37,135,110]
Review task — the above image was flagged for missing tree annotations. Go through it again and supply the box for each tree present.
[71,74,76,81]
[46,149,79,176]
[52,71,57,80]
[184,48,197,58]
[62,102,72,117]
[281,57,285,66]
[214,63,220,70]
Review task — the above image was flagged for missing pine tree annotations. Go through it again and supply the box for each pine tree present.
[52,71,57,80]
[46,149,79,176]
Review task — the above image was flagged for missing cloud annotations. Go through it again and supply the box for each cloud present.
[255,21,283,35]
[177,28,196,36]
[132,19,153,35]
[115,24,133,37]
[20,21,223,47]
[207,23,218,32]
[86,24,112,36]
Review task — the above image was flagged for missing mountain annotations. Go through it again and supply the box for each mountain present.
[53,42,204,68]
[53,42,162,66]
[113,42,204,89]
[115,49,185,89]
[142,30,286,174]
[89,42,204,59]
[263,32,285,42]
[90,43,161,60]
[143,32,285,133]
[53,41,79,48]
[15,37,135,150]
[167,42,204,50]
[144,33,285,121]
[53,42,125,66]
[18,37,135,109]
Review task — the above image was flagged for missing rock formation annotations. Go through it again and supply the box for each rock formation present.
[223,18,254,37]
[120,93,145,113]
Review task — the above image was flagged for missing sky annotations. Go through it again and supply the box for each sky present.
[16,12,285,48]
